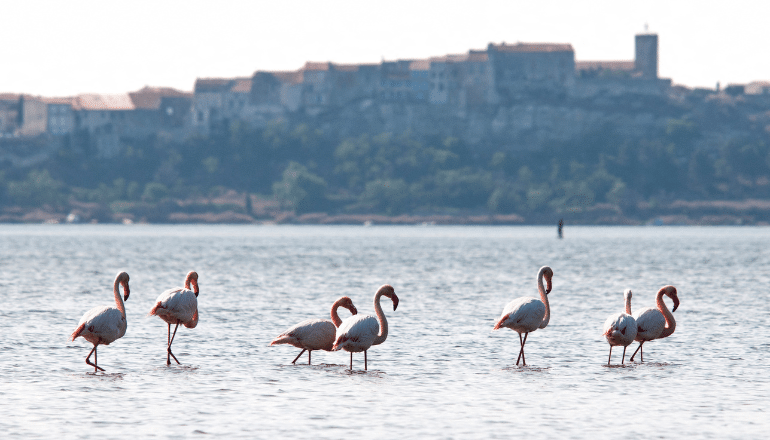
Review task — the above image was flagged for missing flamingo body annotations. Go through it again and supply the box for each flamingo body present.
[272,319,338,352]
[332,285,399,371]
[71,271,130,372]
[333,314,380,353]
[72,306,127,346]
[148,271,200,365]
[270,296,357,364]
[150,286,198,328]
[632,307,666,342]
[603,312,637,348]
[629,285,680,362]
[603,288,638,365]
[495,297,545,334]
[492,266,553,366]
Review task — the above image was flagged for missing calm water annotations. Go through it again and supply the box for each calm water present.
[0,225,768,438]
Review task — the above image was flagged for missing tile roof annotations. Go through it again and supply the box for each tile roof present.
[491,42,574,53]
[195,78,235,93]
[0,93,21,101]
[575,61,635,71]
[409,59,431,71]
[76,94,135,110]
[231,79,252,93]
[129,86,191,109]
[304,62,331,71]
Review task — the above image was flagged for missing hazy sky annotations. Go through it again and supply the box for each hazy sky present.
[3,0,769,96]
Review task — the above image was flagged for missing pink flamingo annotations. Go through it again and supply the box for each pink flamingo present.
[493,266,553,366]
[148,271,199,365]
[602,289,638,365]
[71,272,131,372]
[332,285,399,371]
[629,285,679,362]
[270,296,358,364]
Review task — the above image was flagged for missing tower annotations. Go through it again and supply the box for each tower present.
[635,33,658,79]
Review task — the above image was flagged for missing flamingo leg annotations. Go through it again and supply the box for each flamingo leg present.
[621,346,627,365]
[608,345,613,366]
[85,343,105,372]
[308,350,311,365]
[291,349,306,365]
[630,342,643,362]
[167,323,181,365]
[350,352,353,371]
[516,333,528,366]
[365,350,368,371]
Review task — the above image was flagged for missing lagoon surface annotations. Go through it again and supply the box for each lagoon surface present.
[0,224,768,438]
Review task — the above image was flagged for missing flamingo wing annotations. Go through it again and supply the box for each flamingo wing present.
[73,306,126,345]
[633,307,666,341]
[333,315,379,352]
[496,297,545,332]
[271,319,336,351]
[150,287,198,324]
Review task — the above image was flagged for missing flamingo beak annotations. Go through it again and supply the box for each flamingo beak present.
[193,280,199,297]
[546,279,552,294]
[391,293,399,311]
[672,295,680,312]
[350,305,358,315]
[123,283,130,301]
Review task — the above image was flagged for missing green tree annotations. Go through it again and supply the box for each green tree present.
[6,170,64,206]
[273,162,328,213]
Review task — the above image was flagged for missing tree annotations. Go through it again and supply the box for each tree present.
[273,161,328,213]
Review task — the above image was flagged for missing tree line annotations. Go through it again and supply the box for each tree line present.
[1,117,769,221]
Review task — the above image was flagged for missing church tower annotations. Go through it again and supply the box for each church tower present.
[635,33,658,79]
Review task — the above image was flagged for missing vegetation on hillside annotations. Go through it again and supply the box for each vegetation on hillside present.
[1,116,770,223]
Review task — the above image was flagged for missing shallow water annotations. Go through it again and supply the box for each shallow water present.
[0,225,768,438]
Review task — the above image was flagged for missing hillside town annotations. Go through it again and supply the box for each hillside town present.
[4,32,770,225]
[4,32,769,163]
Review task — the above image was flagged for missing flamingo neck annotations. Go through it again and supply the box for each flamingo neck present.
[657,288,676,338]
[625,294,632,315]
[372,292,389,345]
[184,272,199,296]
[537,268,550,329]
[114,278,126,317]
[330,299,344,327]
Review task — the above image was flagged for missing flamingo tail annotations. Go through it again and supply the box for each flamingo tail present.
[147,301,163,317]
[331,335,349,351]
[270,335,294,346]
[71,323,86,341]
[493,314,509,330]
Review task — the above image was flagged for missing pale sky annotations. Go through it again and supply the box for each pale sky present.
[3,0,769,97]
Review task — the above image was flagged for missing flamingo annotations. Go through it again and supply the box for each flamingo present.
[629,285,679,362]
[270,296,358,365]
[148,271,200,365]
[71,272,131,372]
[602,289,638,365]
[493,266,553,366]
[332,285,399,371]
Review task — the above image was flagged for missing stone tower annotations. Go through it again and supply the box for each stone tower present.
[635,33,658,79]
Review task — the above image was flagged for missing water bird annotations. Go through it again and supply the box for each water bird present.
[71,272,131,372]
[148,271,200,365]
[629,285,679,362]
[603,289,638,365]
[332,285,399,371]
[493,266,553,366]
[270,296,358,365]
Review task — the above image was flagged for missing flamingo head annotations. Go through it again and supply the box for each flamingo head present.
[339,296,358,315]
[378,284,399,311]
[623,289,632,301]
[117,271,130,301]
[663,285,679,312]
[541,266,554,294]
[185,271,200,297]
